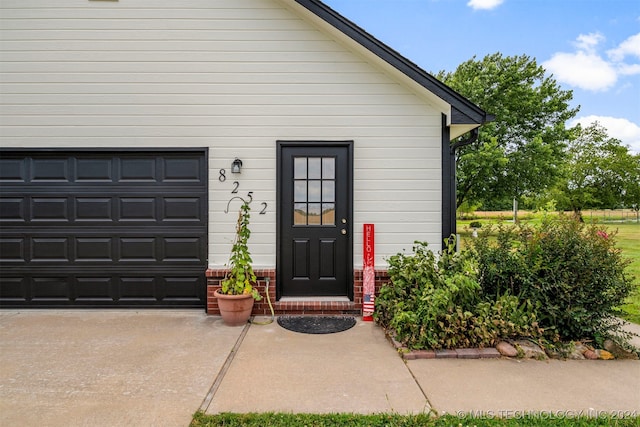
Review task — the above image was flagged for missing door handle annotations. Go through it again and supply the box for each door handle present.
[341,229,347,235]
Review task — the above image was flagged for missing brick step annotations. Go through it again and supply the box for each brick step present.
[273,298,360,316]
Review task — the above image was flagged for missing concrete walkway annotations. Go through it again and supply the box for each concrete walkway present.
[409,358,640,418]
[1,310,639,427]
[204,317,429,415]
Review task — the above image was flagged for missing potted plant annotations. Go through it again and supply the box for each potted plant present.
[215,201,262,326]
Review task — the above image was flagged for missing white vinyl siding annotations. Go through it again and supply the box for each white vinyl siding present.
[0,0,443,268]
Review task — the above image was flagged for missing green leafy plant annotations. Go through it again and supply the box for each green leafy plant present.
[471,222,533,300]
[469,216,634,342]
[220,202,262,300]
[375,240,542,350]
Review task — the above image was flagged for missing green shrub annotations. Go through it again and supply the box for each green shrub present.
[375,241,542,350]
[432,295,542,349]
[469,223,533,298]
[469,217,634,342]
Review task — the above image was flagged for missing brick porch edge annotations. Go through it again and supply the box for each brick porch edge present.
[205,268,390,316]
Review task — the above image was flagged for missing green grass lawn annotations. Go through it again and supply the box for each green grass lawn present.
[457,216,640,325]
[191,412,639,426]
[615,223,640,324]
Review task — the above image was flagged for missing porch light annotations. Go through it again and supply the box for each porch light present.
[231,158,243,174]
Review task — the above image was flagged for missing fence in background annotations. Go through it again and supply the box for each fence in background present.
[470,209,639,223]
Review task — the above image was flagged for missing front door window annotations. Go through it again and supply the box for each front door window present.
[293,157,335,226]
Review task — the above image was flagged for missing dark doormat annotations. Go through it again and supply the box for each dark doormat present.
[277,316,357,334]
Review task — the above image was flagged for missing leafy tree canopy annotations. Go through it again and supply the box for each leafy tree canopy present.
[552,122,640,217]
[436,53,579,209]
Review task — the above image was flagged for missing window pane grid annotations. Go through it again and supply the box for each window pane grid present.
[292,156,335,226]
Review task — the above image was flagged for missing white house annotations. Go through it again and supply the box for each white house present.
[0,0,490,313]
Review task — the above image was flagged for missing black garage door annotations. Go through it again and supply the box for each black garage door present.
[0,149,208,308]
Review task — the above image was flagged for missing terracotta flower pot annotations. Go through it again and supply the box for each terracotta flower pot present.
[214,289,255,326]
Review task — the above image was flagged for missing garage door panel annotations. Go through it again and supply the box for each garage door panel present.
[163,237,203,261]
[32,276,71,300]
[32,158,70,182]
[163,157,203,182]
[0,152,207,185]
[32,197,69,221]
[120,237,157,261]
[0,237,26,263]
[76,157,113,181]
[75,277,114,300]
[76,238,113,262]
[6,196,206,226]
[31,237,69,262]
[1,233,207,265]
[0,197,26,221]
[120,276,156,300]
[164,276,201,299]
[0,158,25,181]
[0,277,26,300]
[120,157,157,181]
[163,197,202,221]
[120,197,156,221]
[1,270,206,306]
[76,197,113,221]
[0,149,207,308]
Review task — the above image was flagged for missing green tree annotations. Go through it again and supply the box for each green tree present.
[624,153,640,220]
[554,122,640,220]
[436,53,578,210]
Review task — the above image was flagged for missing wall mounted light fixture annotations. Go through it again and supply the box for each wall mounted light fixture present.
[231,158,243,174]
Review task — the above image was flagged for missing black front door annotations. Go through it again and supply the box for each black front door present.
[277,142,353,298]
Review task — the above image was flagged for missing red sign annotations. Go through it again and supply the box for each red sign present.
[362,224,375,321]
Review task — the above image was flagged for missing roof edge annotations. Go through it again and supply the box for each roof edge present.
[293,0,490,125]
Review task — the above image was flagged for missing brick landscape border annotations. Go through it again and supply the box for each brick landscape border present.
[386,331,501,360]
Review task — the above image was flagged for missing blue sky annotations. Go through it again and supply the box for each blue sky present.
[323,0,640,153]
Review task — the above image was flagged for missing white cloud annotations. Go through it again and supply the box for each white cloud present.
[543,32,640,91]
[575,32,605,53]
[607,33,640,61]
[467,0,504,11]
[617,63,640,76]
[543,51,617,91]
[570,115,640,154]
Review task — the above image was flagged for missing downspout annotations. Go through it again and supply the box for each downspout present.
[450,128,479,155]
[442,125,479,249]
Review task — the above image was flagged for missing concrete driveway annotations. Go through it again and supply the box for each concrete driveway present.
[2,310,639,426]
[0,310,242,427]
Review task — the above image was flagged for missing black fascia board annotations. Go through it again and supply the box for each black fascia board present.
[451,107,476,125]
[294,0,489,125]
